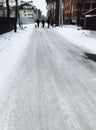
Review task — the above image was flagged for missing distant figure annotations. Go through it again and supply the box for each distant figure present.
[35,24,37,28]
[42,19,45,28]
[20,22,23,29]
[47,18,50,28]
[36,19,40,28]
[51,19,54,27]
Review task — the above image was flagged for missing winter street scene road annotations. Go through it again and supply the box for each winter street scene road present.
[0,25,96,130]
[0,0,96,129]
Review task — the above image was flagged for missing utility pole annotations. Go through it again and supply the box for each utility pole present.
[59,0,63,26]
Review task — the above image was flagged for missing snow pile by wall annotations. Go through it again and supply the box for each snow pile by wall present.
[55,25,96,54]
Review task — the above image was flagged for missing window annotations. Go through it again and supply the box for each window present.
[84,3,90,9]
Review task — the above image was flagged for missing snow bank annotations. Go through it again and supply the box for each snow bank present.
[0,24,35,89]
[54,25,96,54]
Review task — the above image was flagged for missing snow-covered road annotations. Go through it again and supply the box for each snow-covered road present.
[0,28,96,130]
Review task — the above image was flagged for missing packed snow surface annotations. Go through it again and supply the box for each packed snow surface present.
[0,25,96,130]
[55,25,96,53]
[0,25,34,85]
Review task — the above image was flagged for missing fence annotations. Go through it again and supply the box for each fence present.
[0,17,15,34]
[85,17,96,30]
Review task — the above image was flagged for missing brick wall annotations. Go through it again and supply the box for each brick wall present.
[64,0,96,24]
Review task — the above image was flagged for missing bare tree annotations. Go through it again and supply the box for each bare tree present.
[77,0,82,26]
[14,0,18,32]
[6,0,10,18]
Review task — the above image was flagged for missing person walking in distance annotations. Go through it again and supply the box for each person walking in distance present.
[47,18,50,28]
[51,19,54,27]
[36,19,40,28]
[42,18,45,28]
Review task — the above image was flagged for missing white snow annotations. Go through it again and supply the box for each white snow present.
[54,25,96,54]
[85,15,96,17]
[1,24,96,130]
[0,24,34,91]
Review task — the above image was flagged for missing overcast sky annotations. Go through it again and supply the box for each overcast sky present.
[32,0,47,16]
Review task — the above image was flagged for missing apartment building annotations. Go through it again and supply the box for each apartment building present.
[19,3,34,18]
[64,0,96,24]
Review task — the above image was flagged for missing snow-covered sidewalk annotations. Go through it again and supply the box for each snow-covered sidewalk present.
[0,24,96,87]
[54,25,96,54]
[0,24,34,88]
[1,26,96,130]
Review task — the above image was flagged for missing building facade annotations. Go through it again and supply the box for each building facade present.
[46,0,96,26]
[18,3,41,20]
[9,2,42,22]
[64,0,96,24]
